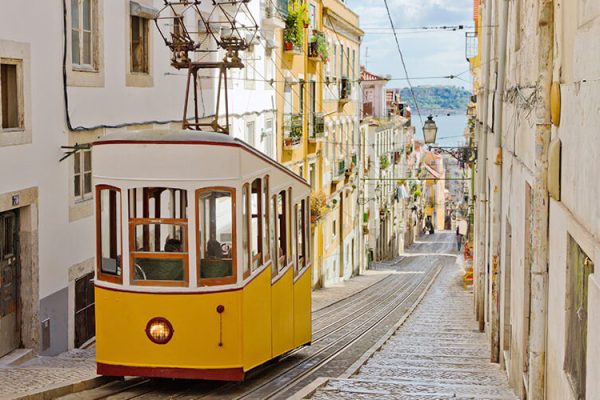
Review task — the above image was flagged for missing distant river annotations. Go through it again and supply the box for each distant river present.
[411,113,468,147]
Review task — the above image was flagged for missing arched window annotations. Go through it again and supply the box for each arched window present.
[196,187,235,285]
[128,187,188,286]
[276,190,287,271]
[242,183,250,278]
[96,185,122,283]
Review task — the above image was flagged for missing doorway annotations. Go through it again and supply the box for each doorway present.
[0,210,20,358]
[74,272,95,348]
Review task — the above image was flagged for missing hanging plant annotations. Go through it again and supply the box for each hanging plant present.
[310,190,328,223]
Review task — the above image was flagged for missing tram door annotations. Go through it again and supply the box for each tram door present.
[0,210,19,358]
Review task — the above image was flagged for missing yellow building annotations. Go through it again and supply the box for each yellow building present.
[272,0,362,287]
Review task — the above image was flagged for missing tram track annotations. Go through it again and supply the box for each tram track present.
[231,263,443,399]
[61,237,453,400]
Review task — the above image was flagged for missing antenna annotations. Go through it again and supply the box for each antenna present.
[154,0,259,134]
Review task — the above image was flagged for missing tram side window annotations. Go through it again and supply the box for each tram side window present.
[250,178,262,271]
[263,176,270,264]
[128,188,188,285]
[270,194,277,276]
[306,196,311,265]
[296,199,306,272]
[288,188,294,268]
[277,191,287,271]
[197,189,234,283]
[97,187,122,280]
[242,184,250,277]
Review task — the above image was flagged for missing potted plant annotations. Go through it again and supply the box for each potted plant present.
[284,0,308,50]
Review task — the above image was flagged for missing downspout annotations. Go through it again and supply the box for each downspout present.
[475,0,493,331]
[528,0,553,397]
[490,0,509,364]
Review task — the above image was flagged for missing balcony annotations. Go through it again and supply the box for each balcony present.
[308,113,325,142]
[339,78,351,104]
[331,159,346,183]
[283,113,303,150]
[308,30,328,63]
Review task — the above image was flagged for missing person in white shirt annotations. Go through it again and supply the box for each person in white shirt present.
[456,218,468,251]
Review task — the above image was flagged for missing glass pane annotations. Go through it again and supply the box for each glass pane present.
[71,0,79,28]
[74,175,81,197]
[83,150,91,172]
[83,31,92,65]
[84,172,92,195]
[134,223,186,253]
[99,189,121,276]
[270,196,276,275]
[242,186,249,275]
[262,179,270,262]
[82,0,91,30]
[72,30,80,65]
[128,188,187,219]
[74,151,81,174]
[250,179,261,270]
[1,64,19,129]
[198,190,234,280]
[133,257,184,281]
[277,192,286,270]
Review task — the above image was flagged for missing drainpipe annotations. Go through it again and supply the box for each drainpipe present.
[528,0,553,397]
[475,0,493,331]
[490,0,509,363]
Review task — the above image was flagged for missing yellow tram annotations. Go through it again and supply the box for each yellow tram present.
[92,129,312,381]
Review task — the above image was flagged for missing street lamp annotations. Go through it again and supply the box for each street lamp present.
[423,115,438,144]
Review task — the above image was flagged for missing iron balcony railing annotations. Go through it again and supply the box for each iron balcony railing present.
[309,113,325,140]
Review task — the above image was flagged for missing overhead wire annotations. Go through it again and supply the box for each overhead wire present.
[381,0,423,126]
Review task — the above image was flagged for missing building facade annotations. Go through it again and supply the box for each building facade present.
[472,0,600,399]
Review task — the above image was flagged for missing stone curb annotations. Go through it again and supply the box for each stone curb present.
[289,262,446,399]
[10,376,110,400]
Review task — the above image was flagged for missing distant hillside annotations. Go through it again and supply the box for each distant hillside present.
[400,86,471,114]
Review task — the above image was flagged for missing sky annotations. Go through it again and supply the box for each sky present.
[346,0,474,90]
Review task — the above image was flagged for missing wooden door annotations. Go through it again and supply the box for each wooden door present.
[0,210,19,358]
[74,272,95,348]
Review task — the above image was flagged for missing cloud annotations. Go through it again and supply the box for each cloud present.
[347,0,473,88]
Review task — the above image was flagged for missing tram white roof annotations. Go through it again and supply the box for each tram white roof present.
[93,129,310,189]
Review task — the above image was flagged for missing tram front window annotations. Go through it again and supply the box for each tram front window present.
[197,189,234,284]
[128,187,188,285]
[96,186,122,282]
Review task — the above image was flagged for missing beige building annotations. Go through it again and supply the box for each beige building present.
[472,1,600,399]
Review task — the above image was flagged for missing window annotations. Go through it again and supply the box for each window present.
[264,49,273,90]
[264,118,274,158]
[309,163,316,190]
[197,188,235,285]
[128,187,188,285]
[131,15,149,73]
[74,149,92,201]
[333,45,337,79]
[242,184,250,277]
[352,49,355,80]
[263,176,270,265]
[96,186,122,283]
[1,61,22,130]
[71,0,94,67]
[270,194,277,275]
[565,235,595,398]
[288,188,294,267]
[295,199,306,273]
[276,190,287,271]
[250,179,263,271]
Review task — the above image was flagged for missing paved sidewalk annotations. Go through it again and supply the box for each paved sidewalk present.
[0,347,101,400]
[0,270,392,400]
[307,256,519,399]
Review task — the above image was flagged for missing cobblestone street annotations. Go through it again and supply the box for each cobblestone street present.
[308,234,519,399]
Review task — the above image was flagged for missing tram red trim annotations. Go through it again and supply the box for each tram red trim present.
[97,363,245,381]
[93,139,309,187]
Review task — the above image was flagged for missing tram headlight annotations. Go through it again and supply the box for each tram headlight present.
[145,317,174,344]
